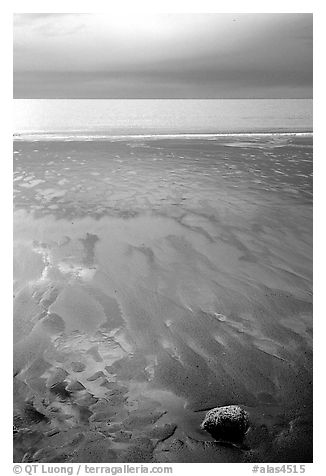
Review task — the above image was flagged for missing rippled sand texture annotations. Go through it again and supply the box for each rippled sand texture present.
[13,136,313,463]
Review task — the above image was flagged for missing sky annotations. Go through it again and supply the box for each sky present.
[13,13,313,99]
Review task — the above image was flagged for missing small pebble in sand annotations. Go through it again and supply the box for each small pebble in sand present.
[201,405,249,442]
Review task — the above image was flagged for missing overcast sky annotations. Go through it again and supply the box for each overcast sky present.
[13,13,313,99]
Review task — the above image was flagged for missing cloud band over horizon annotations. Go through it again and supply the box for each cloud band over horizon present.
[13,13,313,99]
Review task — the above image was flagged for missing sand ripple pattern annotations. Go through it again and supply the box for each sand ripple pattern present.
[13,135,312,463]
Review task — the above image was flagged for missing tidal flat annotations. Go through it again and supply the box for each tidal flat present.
[13,135,312,463]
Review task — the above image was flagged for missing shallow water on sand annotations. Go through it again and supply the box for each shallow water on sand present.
[13,135,312,463]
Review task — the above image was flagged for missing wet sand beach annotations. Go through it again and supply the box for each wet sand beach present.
[13,135,312,463]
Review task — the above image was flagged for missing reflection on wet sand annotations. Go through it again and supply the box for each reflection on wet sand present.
[13,135,312,463]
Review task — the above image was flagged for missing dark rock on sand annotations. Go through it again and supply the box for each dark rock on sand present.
[201,405,249,442]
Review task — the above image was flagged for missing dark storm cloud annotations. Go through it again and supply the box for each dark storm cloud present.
[13,13,313,99]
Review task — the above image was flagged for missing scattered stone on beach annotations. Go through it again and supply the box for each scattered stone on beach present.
[201,405,250,442]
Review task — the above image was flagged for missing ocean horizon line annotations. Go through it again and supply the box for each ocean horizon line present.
[13,131,313,142]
